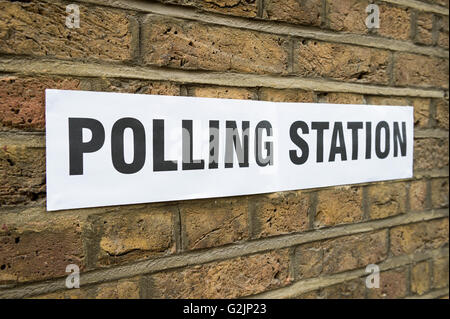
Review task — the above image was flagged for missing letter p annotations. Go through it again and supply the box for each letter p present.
[69,118,105,175]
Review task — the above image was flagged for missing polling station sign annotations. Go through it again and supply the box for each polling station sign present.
[45,89,414,211]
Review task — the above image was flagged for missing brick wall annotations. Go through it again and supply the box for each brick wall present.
[0,0,448,299]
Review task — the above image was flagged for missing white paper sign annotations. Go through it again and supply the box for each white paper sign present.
[45,89,413,211]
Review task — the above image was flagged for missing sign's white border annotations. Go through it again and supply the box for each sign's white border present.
[46,89,413,211]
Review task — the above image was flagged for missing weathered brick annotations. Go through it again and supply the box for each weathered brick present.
[142,15,289,74]
[94,278,140,299]
[296,278,366,299]
[93,205,176,266]
[390,218,449,256]
[87,78,181,96]
[318,92,365,104]
[366,96,409,106]
[0,144,45,206]
[368,182,407,220]
[33,288,91,299]
[293,230,388,279]
[143,249,291,298]
[262,0,322,27]
[431,178,449,209]
[410,180,428,212]
[394,53,449,89]
[377,4,412,41]
[155,0,258,18]
[411,98,431,128]
[438,16,449,48]
[180,197,249,250]
[314,186,363,228]
[0,0,137,61]
[432,256,449,289]
[33,277,140,299]
[251,191,309,239]
[326,0,369,34]
[415,13,434,45]
[189,86,257,100]
[411,261,431,295]
[259,88,315,103]
[0,211,85,284]
[435,99,449,130]
[294,40,390,84]
[414,138,449,171]
[367,267,408,299]
[0,76,81,131]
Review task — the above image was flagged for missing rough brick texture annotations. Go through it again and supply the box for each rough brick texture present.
[259,88,315,103]
[180,197,249,250]
[189,86,257,100]
[394,53,449,89]
[156,0,258,18]
[314,186,363,227]
[432,256,449,289]
[416,13,434,45]
[367,267,408,299]
[142,15,289,74]
[0,212,85,284]
[414,138,449,171]
[142,250,291,298]
[435,99,449,130]
[294,40,390,84]
[262,0,322,26]
[410,180,428,212]
[368,182,407,219]
[0,0,137,62]
[33,277,140,299]
[431,178,449,209]
[326,0,369,34]
[0,144,46,206]
[88,78,182,96]
[251,191,309,238]
[438,16,449,48]
[411,261,431,295]
[377,4,412,40]
[94,278,140,299]
[296,278,366,299]
[318,93,365,104]
[93,206,177,266]
[0,77,81,131]
[293,230,388,279]
[390,219,449,256]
